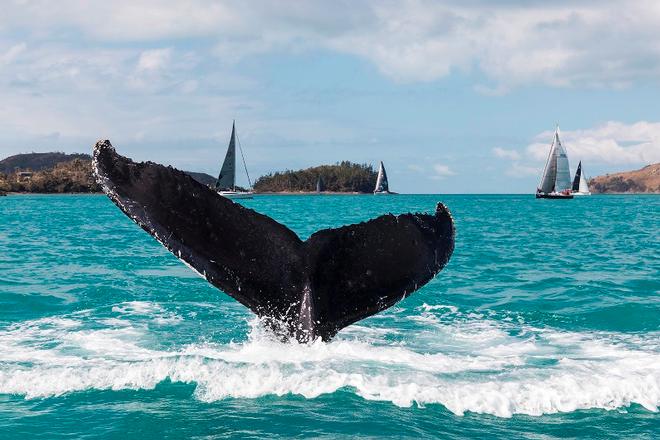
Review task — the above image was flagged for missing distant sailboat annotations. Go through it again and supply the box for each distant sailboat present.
[374,161,392,194]
[571,161,591,196]
[536,126,573,199]
[316,175,324,193]
[216,121,253,199]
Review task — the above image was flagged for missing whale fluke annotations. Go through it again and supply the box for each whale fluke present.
[93,140,455,342]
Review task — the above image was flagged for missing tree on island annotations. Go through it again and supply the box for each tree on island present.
[253,161,377,193]
[0,152,381,194]
[0,159,101,193]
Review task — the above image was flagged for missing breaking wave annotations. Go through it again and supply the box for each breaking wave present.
[0,302,658,418]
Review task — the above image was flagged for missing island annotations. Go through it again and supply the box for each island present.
[253,161,377,193]
[0,153,378,194]
[589,163,660,194]
[0,153,100,193]
[0,152,219,194]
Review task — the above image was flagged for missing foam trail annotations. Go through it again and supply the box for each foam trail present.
[0,307,658,417]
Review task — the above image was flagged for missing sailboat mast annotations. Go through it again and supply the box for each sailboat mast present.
[231,121,236,191]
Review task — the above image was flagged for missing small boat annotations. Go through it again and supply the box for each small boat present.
[316,175,324,193]
[216,121,253,199]
[536,126,574,199]
[571,161,591,196]
[374,161,393,194]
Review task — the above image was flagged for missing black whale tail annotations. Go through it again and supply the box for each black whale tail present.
[93,140,455,342]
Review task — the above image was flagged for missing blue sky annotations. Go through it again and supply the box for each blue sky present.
[1,0,659,193]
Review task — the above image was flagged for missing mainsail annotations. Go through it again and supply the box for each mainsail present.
[216,121,236,191]
[316,175,324,192]
[539,142,558,193]
[539,127,571,193]
[374,161,389,193]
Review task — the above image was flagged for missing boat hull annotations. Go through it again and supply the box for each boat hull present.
[571,191,591,196]
[217,191,254,199]
[536,192,574,199]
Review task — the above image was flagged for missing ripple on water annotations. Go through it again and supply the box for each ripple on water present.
[0,194,658,437]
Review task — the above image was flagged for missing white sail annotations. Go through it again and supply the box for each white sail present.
[578,168,589,193]
[216,121,254,199]
[539,141,557,193]
[374,161,389,193]
[554,130,572,192]
[539,127,572,193]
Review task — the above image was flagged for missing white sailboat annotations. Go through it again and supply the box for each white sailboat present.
[374,161,392,194]
[571,161,591,196]
[216,121,254,199]
[536,126,573,199]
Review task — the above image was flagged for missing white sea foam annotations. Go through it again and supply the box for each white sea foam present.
[420,303,458,313]
[0,311,658,417]
[112,301,183,325]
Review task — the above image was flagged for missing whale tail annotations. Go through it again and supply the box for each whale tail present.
[93,140,455,342]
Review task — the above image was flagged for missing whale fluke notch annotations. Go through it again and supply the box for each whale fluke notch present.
[93,140,455,342]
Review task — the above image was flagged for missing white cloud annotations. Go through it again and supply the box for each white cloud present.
[493,147,521,160]
[1,1,660,88]
[180,79,199,94]
[527,122,660,165]
[431,163,455,179]
[137,48,171,71]
[493,121,660,179]
[0,42,26,65]
[505,162,540,178]
[0,1,237,42]
[0,41,249,152]
[1,1,660,184]
[494,147,539,177]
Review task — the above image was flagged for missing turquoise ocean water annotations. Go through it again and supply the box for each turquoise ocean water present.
[0,194,658,439]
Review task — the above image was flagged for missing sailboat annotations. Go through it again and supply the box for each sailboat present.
[316,175,324,193]
[215,121,253,199]
[536,126,573,199]
[374,161,392,194]
[571,161,591,196]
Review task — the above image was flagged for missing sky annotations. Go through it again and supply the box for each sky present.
[1,0,660,193]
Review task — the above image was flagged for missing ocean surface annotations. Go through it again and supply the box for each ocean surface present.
[0,194,658,439]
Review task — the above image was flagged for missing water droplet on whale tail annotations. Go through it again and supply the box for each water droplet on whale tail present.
[93,140,455,343]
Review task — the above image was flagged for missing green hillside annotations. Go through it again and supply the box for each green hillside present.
[0,152,91,174]
[253,161,377,193]
[0,152,217,193]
